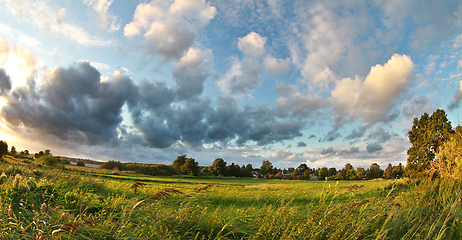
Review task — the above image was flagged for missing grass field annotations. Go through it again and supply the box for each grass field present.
[1,156,461,239]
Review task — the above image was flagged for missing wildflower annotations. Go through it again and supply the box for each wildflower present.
[41,203,47,212]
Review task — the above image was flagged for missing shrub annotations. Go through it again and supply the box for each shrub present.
[76,161,86,167]
[59,158,71,164]
[98,160,126,171]
[37,155,58,167]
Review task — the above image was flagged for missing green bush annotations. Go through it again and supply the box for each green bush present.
[76,161,86,167]
[98,160,126,171]
[37,155,58,167]
[59,158,71,164]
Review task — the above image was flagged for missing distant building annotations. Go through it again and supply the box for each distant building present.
[309,174,319,181]
[251,171,262,178]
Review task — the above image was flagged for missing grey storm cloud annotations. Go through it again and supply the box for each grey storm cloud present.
[1,62,137,145]
[319,128,340,142]
[344,125,368,141]
[447,84,462,111]
[0,69,12,95]
[205,97,305,147]
[320,146,335,155]
[366,143,382,153]
[0,62,307,150]
[297,141,307,147]
[367,126,396,143]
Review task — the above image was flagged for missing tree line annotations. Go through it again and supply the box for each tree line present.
[1,109,460,180]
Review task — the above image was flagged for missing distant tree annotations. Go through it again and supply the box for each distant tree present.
[210,158,227,176]
[336,163,357,180]
[296,164,309,175]
[201,166,210,173]
[275,172,282,179]
[245,163,253,172]
[24,150,29,156]
[182,158,199,176]
[35,151,44,159]
[172,155,199,176]
[259,160,274,176]
[226,163,240,177]
[366,163,383,179]
[356,167,366,178]
[318,167,329,180]
[303,170,311,179]
[392,163,404,178]
[384,163,393,178]
[407,109,454,177]
[172,155,187,172]
[291,169,300,177]
[0,141,8,158]
[45,149,51,155]
[328,167,337,177]
[10,146,16,155]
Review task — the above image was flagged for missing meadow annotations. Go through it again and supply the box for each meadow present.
[1,155,461,239]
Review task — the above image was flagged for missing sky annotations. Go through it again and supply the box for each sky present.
[0,0,461,170]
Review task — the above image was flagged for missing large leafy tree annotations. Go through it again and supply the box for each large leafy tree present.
[406,109,454,177]
[172,155,200,176]
[226,163,241,177]
[431,126,462,179]
[210,158,227,176]
[366,163,383,179]
[259,160,274,176]
[318,167,329,180]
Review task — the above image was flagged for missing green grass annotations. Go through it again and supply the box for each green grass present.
[0,156,461,239]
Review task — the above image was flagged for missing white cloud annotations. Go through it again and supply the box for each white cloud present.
[124,0,216,60]
[271,149,293,159]
[0,23,41,49]
[1,0,111,47]
[332,54,414,123]
[218,58,261,95]
[123,3,164,37]
[264,55,290,74]
[169,0,217,29]
[237,32,267,58]
[298,4,350,85]
[84,0,120,32]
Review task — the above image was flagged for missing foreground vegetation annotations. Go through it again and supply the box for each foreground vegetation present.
[1,155,461,239]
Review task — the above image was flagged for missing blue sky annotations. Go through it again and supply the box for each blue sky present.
[0,0,461,170]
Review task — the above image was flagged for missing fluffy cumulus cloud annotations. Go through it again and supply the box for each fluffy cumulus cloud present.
[331,54,414,124]
[173,48,213,99]
[238,32,267,58]
[124,0,216,61]
[447,81,462,111]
